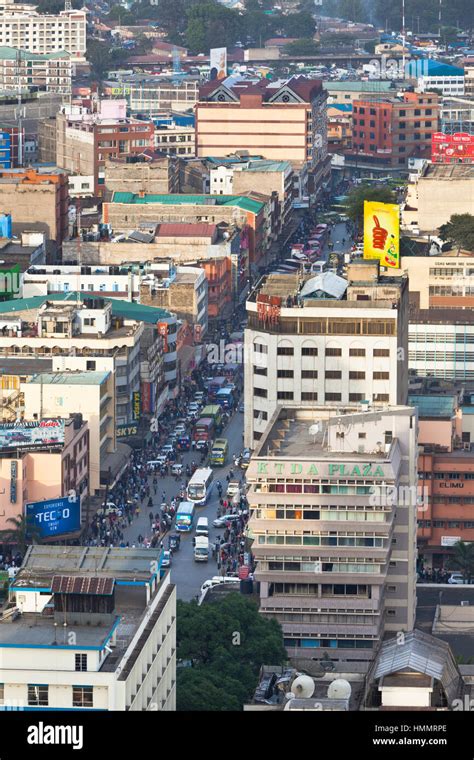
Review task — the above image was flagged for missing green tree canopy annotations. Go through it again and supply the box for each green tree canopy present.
[448,541,474,583]
[346,184,397,230]
[0,514,42,554]
[184,1,244,52]
[283,38,320,56]
[439,214,474,253]
[176,593,287,710]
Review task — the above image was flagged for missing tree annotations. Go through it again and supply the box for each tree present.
[448,541,474,583]
[346,184,397,231]
[184,1,244,53]
[108,6,136,25]
[87,38,114,81]
[280,11,315,39]
[0,514,42,554]
[283,38,320,56]
[439,214,474,253]
[176,594,287,710]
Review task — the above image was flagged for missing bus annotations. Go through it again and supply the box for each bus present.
[193,417,215,445]
[175,501,195,532]
[216,387,234,411]
[210,438,228,466]
[187,467,214,506]
[207,376,227,399]
[201,405,223,430]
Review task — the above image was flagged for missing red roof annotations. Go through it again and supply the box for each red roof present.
[199,75,322,104]
[156,223,217,238]
[51,576,114,595]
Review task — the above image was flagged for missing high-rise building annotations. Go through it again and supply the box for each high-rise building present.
[0,4,86,59]
[246,404,418,662]
[244,262,409,447]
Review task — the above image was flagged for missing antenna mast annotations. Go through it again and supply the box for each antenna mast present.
[401,0,406,75]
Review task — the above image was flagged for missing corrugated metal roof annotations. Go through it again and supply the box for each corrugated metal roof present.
[52,576,115,595]
[300,272,348,300]
[156,223,217,237]
[374,630,462,705]
[408,394,456,418]
[0,293,172,323]
[110,192,265,214]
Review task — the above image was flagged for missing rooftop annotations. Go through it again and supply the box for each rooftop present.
[156,222,217,238]
[0,292,172,323]
[407,394,457,419]
[323,81,395,91]
[110,192,265,215]
[28,371,110,386]
[0,357,52,376]
[12,545,162,588]
[0,45,70,61]
[422,163,474,180]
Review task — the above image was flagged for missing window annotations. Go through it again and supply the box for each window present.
[349,371,365,379]
[373,348,389,357]
[277,391,294,400]
[373,372,389,380]
[358,432,366,439]
[73,686,93,708]
[325,370,342,379]
[326,348,342,357]
[301,370,318,378]
[349,348,365,357]
[373,394,389,402]
[75,654,87,672]
[28,685,48,706]
[254,388,267,398]
[302,392,318,401]
[253,409,268,420]
[253,366,267,376]
[277,346,294,356]
[302,346,318,356]
[254,343,268,354]
[349,393,365,402]
[325,393,342,402]
[385,431,393,444]
[277,370,294,378]
[86,360,96,371]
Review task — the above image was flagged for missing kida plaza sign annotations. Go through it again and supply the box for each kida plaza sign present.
[255,461,388,478]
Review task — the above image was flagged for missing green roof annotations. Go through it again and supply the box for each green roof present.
[323,81,394,91]
[0,293,172,323]
[0,46,70,61]
[28,371,110,386]
[408,394,456,418]
[110,192,265,214]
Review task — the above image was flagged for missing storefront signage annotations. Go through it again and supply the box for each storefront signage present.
[116,423,138,438]
[132,391,141,421]
[439,482,464,489]
[256,461,386,478]
[10,460,17,503]
[441,536,461,547]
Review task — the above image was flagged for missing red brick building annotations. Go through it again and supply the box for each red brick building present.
[350,92,439,168]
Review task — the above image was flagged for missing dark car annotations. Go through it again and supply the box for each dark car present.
[169,533,181,551]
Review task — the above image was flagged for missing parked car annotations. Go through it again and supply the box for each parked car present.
[174,424,187,436]
[171,463,184,476]
[213,514,241,528]
[448,573,466,584]
[161,443,175,456]
[238,401,244,413]
[168,533,181,551]
[161,551,172,568]
[226,479,241,497]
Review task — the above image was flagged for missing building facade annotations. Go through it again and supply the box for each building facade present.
[246,405,418,661]
[0,46,71,95]
[0,5,86,59]
[244,262,409,446]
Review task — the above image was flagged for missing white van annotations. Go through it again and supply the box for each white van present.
[195,517,209,537]
[200,576,240,594]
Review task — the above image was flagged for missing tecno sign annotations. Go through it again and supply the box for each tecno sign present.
[256,462,386,478]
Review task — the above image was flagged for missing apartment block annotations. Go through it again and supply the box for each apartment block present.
[0,45,71,95]
[244,262,409,447]
[402,163,474,232]
[103,75,200,115]
[104,154,180,196]
[0,5,86,59]
[246,404,418,661]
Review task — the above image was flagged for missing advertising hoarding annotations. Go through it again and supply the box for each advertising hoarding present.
[26,496,81,538]
[210,48,227,81]
[363,201,400,269]
[432,132,474,163]
[0,419,65,452]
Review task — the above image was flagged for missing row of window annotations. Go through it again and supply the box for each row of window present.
[252,508,388,523]
[263,560,382,574]
[418,520,474,528]
[272,582,370,596]
[283,638,374,649]
[263,346,390,357]
[257,534,384,547]
[0,684,93,708]
[255,367,389,380]
[254,388,389,402]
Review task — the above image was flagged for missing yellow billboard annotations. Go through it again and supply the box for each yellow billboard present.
[363,201,400,268]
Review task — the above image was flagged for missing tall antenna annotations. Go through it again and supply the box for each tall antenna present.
[401,0,406,75]
[15,48,25,168]
[64,0,72,11]
[438,0,442,38]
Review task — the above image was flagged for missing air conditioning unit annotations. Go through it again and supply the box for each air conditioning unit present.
[358,445,365,454]
[464,443,471,450]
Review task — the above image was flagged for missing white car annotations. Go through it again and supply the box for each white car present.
[448,573,466,584]
[174,424,187,436]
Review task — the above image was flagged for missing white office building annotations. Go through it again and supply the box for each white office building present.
[0,3,87,59]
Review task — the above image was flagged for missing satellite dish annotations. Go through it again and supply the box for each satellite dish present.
[327,679,352,700]
[292,674,315,699]
[309,423,320,437]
